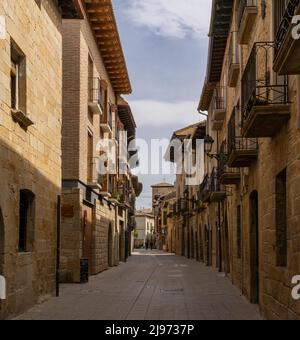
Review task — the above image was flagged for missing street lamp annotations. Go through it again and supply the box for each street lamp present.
[204,135,214,154]
[204,134,222,161]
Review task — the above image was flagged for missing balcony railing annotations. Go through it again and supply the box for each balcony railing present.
[99,174,113,197]
[88,77,104,115]
[211,86,227,130]
[275,0,299,55]
[228,32,240,87]
[87,157,102,189]
[210,168,227,202]
[101,103,113,132]
[212,86,226,111]
[218,141,240,185]
[274,0,300,74]
[237,0,258,44]
[199,174,211,203]
[241,42,290,137]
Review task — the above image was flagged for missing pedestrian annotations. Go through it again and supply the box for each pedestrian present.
[145,241,149,250]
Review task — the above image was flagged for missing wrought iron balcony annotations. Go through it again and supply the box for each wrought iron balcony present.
[227,137,258,168]
[219,142,241,185]
[99,174,113,197]
[87,157,102,190]
[274,0,300,75]
[210,168,227,202]
[100,103,113,133]
[228,31,240,87]
[199,174,211,203]
[219,165,241,185]
[211,86,227,131]
[88,77,104,115]
[237,0,258,44]
[227,109,258,167]
[241,42,290,138]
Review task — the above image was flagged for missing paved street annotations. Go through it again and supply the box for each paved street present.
[16,250,261,320]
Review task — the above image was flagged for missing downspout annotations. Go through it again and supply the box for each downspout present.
[298,76,300,131]
[56,195,61,297]
[217,131,222,272]
[114,203,118,266]
[241,192,244,296]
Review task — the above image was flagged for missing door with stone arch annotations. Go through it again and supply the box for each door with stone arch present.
[249,191,259,304]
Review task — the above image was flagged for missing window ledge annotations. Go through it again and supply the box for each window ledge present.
[11,109,34,130]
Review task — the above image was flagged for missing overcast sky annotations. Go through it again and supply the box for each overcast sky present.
[113,0,212,208]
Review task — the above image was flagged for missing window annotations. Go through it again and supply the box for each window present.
[11,40,26,112]
[19,190,35,252]
[276,169,287,267]
[100,80,108,113]
[237,205,242,259]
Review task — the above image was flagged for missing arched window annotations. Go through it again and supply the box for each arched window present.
[19,190,35,253]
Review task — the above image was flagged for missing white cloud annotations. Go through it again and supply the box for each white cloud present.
[130,100,199,127]
[123,0,211,39]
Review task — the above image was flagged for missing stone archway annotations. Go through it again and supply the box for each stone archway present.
[250,191,259,304]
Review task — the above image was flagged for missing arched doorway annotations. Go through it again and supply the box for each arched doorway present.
[108,223,113,267]
[0,208,4,276]
[250,191,259,304]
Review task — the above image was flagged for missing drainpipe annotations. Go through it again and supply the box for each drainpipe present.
[56,195,61,297]
[216,131,222,272]
[298,76,300,131]
[241,192,244,296]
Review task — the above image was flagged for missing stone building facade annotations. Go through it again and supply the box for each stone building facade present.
[165,123,206,258]
[134,210,155,249]
[0,0,82,319]
[60,0,140,283]
[197,0,300,320]
[151,182,175,249]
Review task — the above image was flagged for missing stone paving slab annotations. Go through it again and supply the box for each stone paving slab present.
[15,250,262,320]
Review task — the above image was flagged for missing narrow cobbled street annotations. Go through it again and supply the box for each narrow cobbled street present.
[16,251,261,320]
